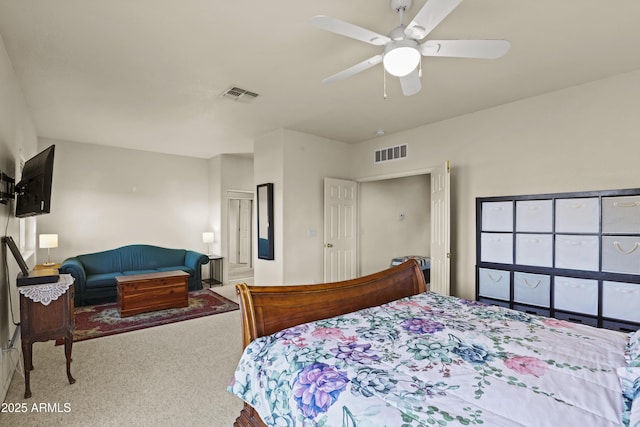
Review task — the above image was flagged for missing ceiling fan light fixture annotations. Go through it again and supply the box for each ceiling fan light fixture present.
[383,39,420,77]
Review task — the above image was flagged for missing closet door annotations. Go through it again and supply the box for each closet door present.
[430,161,451,296]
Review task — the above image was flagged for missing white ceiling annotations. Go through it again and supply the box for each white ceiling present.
[1,0,639,159]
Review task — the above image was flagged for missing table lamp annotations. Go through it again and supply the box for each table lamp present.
[39,233,58,266]
[202,232,214,255]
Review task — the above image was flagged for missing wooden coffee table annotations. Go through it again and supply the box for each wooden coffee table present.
[116,270,189,317]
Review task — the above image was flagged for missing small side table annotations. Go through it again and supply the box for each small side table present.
[203,255,223,287]
[19,274,75,398]
[33,263,61,271]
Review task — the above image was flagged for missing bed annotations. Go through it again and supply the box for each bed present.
[228,260,640,427]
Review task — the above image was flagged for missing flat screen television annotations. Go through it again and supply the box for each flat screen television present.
[15,145,55,218]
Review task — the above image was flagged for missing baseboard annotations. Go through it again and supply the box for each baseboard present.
[1,326,21,401]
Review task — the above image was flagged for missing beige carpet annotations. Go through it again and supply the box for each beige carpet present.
[1,285,245,426]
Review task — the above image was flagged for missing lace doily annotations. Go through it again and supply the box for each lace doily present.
[18,274,74,306]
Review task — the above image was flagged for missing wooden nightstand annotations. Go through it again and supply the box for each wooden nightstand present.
[20,276,75,398]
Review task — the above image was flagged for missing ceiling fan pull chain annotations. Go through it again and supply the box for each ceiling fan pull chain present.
[419,57,422,78]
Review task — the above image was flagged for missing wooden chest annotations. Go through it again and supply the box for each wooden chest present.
[116,270,189,317]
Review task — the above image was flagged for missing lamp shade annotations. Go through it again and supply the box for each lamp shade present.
[202,232,214,243]
[383,39,421,77]
[39,234,58,249]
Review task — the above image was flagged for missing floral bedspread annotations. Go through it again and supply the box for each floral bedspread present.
[229,292,635,426]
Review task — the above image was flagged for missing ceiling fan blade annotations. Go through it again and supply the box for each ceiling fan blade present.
[421,39,510,59]
[405,0,463,40]
[399,67,422,96]
[311,15,390,46]
[322,55,383,84]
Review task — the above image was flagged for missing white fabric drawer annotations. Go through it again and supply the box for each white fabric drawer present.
[514,272,550,307]
[555,197,599,233]
[602,281,640,323]
[602,195,640,234]
[602,236,640,275]
[516,200,552,232]
[554,276,598,315]
[555,235,599,271]
[481,233,513,264]
[478,268,510,301]
[482,201,513,232]
[515,234,552,267]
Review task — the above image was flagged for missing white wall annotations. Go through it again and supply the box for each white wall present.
[352,69,640,300]
[207,155,222,256]
[253,129,352,285]
[253,129,284,285]
[0,33,38,400]
[359,175,430,276]
[282,129,352,285]
[37,138,210,262]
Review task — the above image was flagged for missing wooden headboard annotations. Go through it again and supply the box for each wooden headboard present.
[233,259,427,427]
[235,259,427,348]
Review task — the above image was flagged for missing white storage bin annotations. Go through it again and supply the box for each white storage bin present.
[516,200,553,232]
[478,268,510,301]
[602,236,640,275]
[554,276,598,315]
[555,235,599,271]
[602,195,640,234]
[602,281,640,323]
[514,272,550,307]
[481,233,513,264]
[555,197,599,233]
[515,234,552,267]
[482,201,513,232]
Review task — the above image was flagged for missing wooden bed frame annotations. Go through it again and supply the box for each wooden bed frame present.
[233,259,427,427]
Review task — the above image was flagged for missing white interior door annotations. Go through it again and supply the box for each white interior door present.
[229,200,239,264]
[324,178,357,282]
[430,160,451,295]
[228,193,254,268]
[238,199,252,264]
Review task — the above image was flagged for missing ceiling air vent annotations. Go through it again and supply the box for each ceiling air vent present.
[374,144,407,163]
[221,86,259,103]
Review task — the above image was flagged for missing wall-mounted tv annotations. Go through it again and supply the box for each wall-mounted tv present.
[15,145,55,218]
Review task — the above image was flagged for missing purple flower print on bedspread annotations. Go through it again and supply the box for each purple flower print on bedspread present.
[292,362,349,418]
[330,342,381,364]
[401,317,445,334]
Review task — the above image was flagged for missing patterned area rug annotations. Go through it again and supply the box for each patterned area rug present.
[59,289,238,343]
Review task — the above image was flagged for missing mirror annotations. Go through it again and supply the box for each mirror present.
[257,183,274,260]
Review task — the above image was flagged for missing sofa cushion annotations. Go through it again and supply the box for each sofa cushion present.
[86,272,123,289]
[78,250,123,275]
[156,266,194,276]
[119,245,186,271]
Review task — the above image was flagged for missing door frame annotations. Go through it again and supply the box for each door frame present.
[323,164,450,291]
[356,167,435,278]
[227,190,254,270]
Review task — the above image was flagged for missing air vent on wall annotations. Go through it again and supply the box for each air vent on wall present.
[374,144,407,163]
[221,86,259,103]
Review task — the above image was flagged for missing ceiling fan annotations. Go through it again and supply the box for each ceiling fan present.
[311,0,510,96]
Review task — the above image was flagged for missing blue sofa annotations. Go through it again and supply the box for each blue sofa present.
[60,244,209,306]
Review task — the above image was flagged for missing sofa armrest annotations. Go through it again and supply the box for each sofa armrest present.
[184,250,209,280]
[60,257,86,281]
[59,257,87,298]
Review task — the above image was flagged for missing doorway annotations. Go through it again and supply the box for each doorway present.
[227,192,254,283]
[359,174,431,276]
[327,161,450,295]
